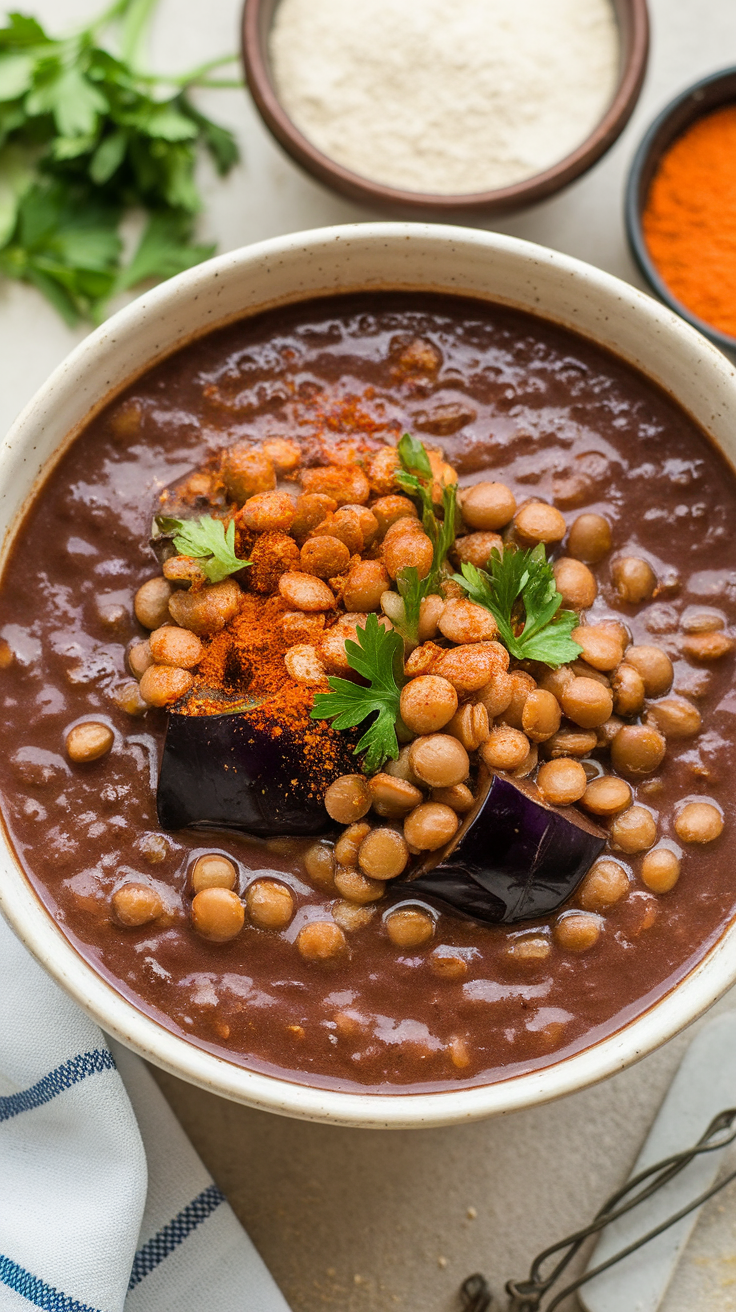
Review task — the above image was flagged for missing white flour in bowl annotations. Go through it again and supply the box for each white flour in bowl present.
[269,0,620,196]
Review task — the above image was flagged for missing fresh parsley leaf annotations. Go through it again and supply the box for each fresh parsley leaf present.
[0,1,240,323]
[310,613,405,774]
[0,51,36,100]
[179,95,240,174]
[0,13,47,47]
[155,513,250,584]
[115,209,214,293]
[397,431,432,479]
[452,544,583,668]
[0,180,122,323]
[0,141,33,247]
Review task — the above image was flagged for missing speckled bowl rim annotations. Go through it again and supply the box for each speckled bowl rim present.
[625,65,736,357]
[242,0,650,218]
[1,222,736,1129]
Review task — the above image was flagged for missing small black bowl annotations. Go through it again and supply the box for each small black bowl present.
[626,66,736,356]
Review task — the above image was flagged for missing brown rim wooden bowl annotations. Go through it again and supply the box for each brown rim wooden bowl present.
[241,0,650,219]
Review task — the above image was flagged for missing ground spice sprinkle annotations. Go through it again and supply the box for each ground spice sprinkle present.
[643,104,736,339]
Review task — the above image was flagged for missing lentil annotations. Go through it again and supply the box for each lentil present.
[514,501,566,546]
[560,676,614,728]
[333,867,386,904]
[675,802,724,844]
[554,911,602,952]
[612,556,657,605]
[480,725,530,771]
[641,847,681,893]
[461,481,516,530]
[134,577,173,630]
[567,512,612,564]
[191,887,245,942]
[324,774,372,824]
[358,827,409,879]
[404,802,459,850]
[646,698,702,739]
[168,580,242,635]
[578,859,629,911]
[610,805,657,854]
[611,724,666,777]
[409,734,470,788]
[447,702,490,751]
[297,920,348,961]
[112,882,162,927]
[246,879,295,928]
[537,758,588,805]
[148,626,204,669]
[580,775,632,817]
[65,721,114,763]
[334,822,372,867]
[385,908,435,949]
[399,675,458,735]
[625,645,674,697]
[521,689,561,742]
[554,558,597,610]
[438,598,498,644]
[431,783,475,813]
[191,854,238,893]
[139,665,194,707]
[681,631,735,661]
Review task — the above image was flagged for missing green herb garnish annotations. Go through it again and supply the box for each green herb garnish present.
[156,514,249,584]
[0,1,240,324]
[452,544,583,668]
[391,432,458,643]
[310,613,405,774]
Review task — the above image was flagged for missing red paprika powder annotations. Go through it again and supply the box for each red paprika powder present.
[642,103,736,339]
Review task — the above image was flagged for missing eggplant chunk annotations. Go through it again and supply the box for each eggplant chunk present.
[157,710,355,836]
[401,773,605,925]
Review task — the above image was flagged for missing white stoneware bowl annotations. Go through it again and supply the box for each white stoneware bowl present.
[2,223,736,1129]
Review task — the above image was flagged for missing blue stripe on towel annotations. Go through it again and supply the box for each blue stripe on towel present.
[0,1254,103,1312]
[0,1049,115,1123]
[128,1183,226,1290]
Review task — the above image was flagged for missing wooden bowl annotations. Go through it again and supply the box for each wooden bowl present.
[242,0,650,219]
[626,66,736,356]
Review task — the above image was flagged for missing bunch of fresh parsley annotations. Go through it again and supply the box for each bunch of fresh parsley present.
[453,544,583,668]
[0,0,240,324]
[393,432,458,644]
[310,614,405,774]
[155,513,249,584]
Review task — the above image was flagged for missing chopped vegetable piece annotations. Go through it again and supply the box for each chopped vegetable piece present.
[157,707,356,835]
[401,773,606,924]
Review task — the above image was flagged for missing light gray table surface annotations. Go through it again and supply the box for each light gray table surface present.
[3,2,736,1309]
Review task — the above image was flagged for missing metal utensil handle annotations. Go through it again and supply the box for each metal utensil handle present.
[460,1108,736,1312]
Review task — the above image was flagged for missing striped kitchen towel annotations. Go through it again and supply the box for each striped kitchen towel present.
[0,912,292,1312]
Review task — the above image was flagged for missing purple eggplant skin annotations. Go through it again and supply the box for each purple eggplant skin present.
[400,773,606,925]
[157,709,356,837]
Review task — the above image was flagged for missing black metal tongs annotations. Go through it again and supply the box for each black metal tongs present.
[460,1107,736,1312]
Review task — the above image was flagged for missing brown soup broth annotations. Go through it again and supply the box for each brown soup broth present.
[1,292,734,1094]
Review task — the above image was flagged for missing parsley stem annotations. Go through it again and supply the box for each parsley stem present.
[120,0,160,67]
[186,77,244,89]
[85,0,140,38]
[132,55,242,87]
